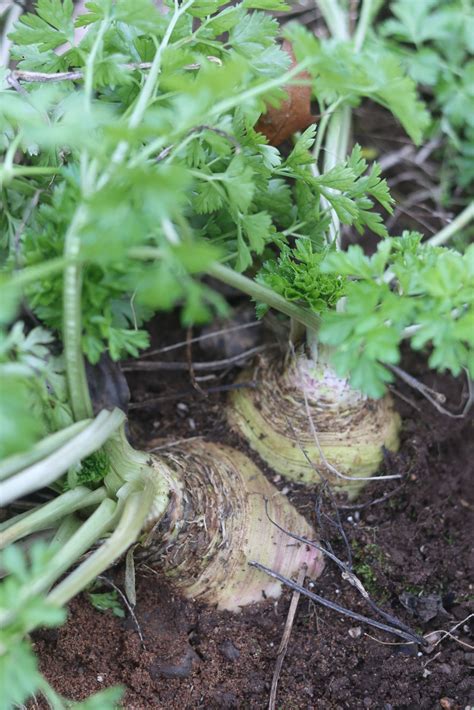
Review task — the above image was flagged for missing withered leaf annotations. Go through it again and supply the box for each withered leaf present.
[255,40,314,146]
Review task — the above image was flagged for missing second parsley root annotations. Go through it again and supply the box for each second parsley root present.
[228,349,401,499]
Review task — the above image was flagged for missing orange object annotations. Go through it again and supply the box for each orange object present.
[255,40,314,146]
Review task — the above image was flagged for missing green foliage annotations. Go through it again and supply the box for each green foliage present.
[88,589,125,618]
[319,235,474,397]
[0,543,124,709]
[257,240,346,316]
[0,544,66,709]
[286,22,430,145]
[0,323,73,458]
[64,450,110,491]
[379,0,474,193]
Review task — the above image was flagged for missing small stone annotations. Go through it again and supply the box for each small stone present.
[348,627,362,639]
[219,639,240,662]
[440,698,454,710]
[422,668,431,678]
[97,675,104,683]
[437,664,452,674]
[151,646,199,679]
[188,417,196,430]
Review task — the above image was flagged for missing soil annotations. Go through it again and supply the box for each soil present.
[32,312,474,710]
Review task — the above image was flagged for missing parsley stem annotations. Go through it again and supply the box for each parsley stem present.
[6,256,69,287]
[28,498,118,601]
[316,0,349,40]
[48,486,155,607]
[354,0,378,52]
[0,487,107,547]
[84,19,110,111]
[62,206,94,421]
[207,262,320,332]
[0,420,91,481]
[0,409,125,506]
[0,498,118,629]
[129,0,196,129]
[426,201,474,248]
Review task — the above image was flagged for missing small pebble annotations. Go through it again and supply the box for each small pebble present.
[188,417,196,430]
[348,627,362,639]
[97,675,104,683]
[440,698,454,710]
[219,639,240,662]
[422,668,431,678]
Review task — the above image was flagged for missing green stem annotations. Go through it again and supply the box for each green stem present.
[321,104,352,247]
[316,0,349,40]
[0,409,125,506]
[5,257,69,289]
[84,19,110,111]
[0,486,107,548]
[207,262,320,331]
[48,486,154,606]
[312,98,344,168]
[353,0,377,51]
[0,498,117,628]
[129,0,196,129]
[427,201,474,247]
[0,420,91,481]
[27,497,117,599]
[62,206,93,421]
[48,514,83,549]
[0,166,59,186]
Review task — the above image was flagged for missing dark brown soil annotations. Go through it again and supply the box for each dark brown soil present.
[32,316,474,710]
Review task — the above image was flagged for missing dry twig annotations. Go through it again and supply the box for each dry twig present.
[268,567,306,710]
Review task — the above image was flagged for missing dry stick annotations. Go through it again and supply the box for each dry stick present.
[386,363,473,418]
[186,326,205,395]
[7,59,216,83]
[268,567,306,710]
[128,380,256,409]
[122,345,269,372]
[139,321,262,358]
[364,613,474,651]
[250,562,425,645]
[262,500,418,640]
[336,483,406,511]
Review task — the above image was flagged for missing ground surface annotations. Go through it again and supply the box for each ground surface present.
[32,313,474,710]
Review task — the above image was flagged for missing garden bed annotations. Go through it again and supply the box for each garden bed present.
[32,318,474,709]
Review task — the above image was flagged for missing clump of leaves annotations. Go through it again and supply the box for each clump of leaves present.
[0,323,72,458]
[319,234,474,397]
[88,588,125,618]
[257,239,346,316]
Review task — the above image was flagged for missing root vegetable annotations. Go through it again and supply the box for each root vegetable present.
[228,351,401,499]
[142,440,324,610]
